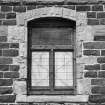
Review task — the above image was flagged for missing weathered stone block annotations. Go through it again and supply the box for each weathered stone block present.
[13,81,26,95]
[27,5,36,10]
[83,50,100,56]
[0,58,12,64]
[87,12,96,18]
[0,79,13,86]
[8,26,26,43]
[13,6,26,12]
[10,43,19,48]
[77,79,91,94]
[97,57,105,63]
[100,19,105,25]
[85,64,100,70]
[10,65,20,71]
[0,43,9,49]
[6,13,16,19]
[0,65,9,71]
[92,5,103,11]
[101,64,105,70]
[0,95,16,103]
[76,63,84,79]
[0,36,7,42]
[84,71,97,78]
[91,86,105,94]
[94,36,105,41]
[0,87,13,94]
[1,6,12,12]
[77,56,97,64]
[98,71,105,78]
[3,50,19,57]
[4,72,19,78]
[84,42,105,49]
[76,6,91,11]
[0,26,8,36]
[91,79,105,85]
[77,26,93,41]
[87,19,99,25]
[76,12,87,26]
[0,72,3,78]
[97,12,105,18]
[101,50,105,56]
[3,20,16,25]
[0,13,5,19]
[89,95,105,103]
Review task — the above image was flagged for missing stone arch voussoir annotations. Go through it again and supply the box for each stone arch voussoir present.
[17,7,76,26]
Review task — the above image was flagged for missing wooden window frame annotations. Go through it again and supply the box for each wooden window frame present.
[27,27,76,95]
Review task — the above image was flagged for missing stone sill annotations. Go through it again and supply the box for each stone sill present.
[16,95,89,103]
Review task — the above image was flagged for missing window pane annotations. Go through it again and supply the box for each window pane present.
[31,52,49,86]
[55,52,73,87]
[32,28,73,45]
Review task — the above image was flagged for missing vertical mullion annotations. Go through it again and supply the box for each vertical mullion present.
[49,49,54,92]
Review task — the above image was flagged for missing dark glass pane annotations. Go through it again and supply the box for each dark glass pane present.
[32,28,74,45]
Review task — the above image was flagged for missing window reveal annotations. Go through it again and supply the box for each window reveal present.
[28,17,76,95]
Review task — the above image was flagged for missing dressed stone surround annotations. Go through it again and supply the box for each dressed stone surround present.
[10,7,90,102]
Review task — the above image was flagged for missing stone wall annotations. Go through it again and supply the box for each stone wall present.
[0,0,105,105]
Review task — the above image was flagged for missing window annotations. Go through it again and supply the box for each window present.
[27,17,76,95]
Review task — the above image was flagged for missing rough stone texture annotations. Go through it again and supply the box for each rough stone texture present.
[83,50,100,56]
[0,65,9,71]
[0,36,7,42]
[0,58,12,64]
[97,57,105,63]
[89,95,105,103]
[77,56,97,65]
[0,87,13,94]
[13,81,26,95]
[0,1,105,104]
[1,0,105,4]
[87,12,96,18]
[84,42,105,49]
[8,26,26,43]
[101,64,105,70]
[3,20,17,25]
[13,6,26,12]
[76,26,94,42]
[10,43,19,48]
[91,86,105,94]
[98,71,105,78]
[76,6,91,11]
[76,63,84,79]
[0,95,16,103]
[77,79,91,94]
[6,13,16,19]
[3,50,19,57]
[10,65,20,71]
[87,19,99,25]
[0,79,13,86]
[0,26,8,36]
[85,64,100,70]
[84,71,97,78]
[1,6,12,12]
[4,72,19,78]
[91,79,105,85]
[0,43,9,49]
[94,36,105,41]
[92,5,103,11]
